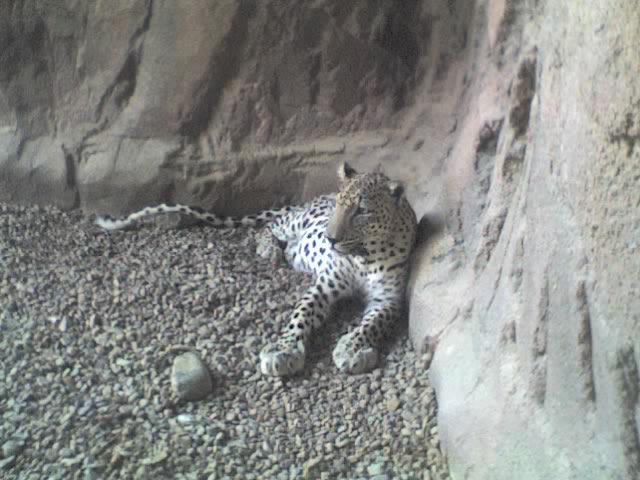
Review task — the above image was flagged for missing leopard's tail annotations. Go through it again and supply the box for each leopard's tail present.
[95,203,293,231]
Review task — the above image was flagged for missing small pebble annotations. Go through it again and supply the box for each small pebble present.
[2,439,22,458]
[368,462,385,475]
[0,457,16,470]
[386,397,401,412]
[176,414,195,424]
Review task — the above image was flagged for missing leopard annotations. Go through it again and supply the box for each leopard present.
[95,162,418,376]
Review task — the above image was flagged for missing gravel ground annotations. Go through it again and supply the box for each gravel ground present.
[0,203,450,480]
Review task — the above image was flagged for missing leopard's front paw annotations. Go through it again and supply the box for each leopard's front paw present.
[260,339,306,377]
[333,331,379,374]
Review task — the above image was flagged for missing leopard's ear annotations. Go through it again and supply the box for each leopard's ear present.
[337,162,357,182]
[387,181,404,199]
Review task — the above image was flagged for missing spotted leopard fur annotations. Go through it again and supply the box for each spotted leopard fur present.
[95,162,418,376]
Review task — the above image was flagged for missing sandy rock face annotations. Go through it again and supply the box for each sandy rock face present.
[0,1,414,212]
[407,1,640,479]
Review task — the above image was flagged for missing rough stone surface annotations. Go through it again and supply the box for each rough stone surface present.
[0,0,416,213]
[171,351,214,402]
[1,1,639,479]
[405,1,640,480]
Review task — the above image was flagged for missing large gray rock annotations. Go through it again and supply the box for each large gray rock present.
[171,351,214,402]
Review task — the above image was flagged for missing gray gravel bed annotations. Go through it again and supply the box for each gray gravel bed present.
[0,203,450,480]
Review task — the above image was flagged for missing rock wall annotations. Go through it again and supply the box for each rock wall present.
[407,1,640,479]
[2,0,639,479]
[0,0,416,213]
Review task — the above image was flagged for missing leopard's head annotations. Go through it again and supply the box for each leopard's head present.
[325,162,414,257]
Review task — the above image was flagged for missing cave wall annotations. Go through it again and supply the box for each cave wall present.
[1,1,639,479]
[0,0,418,214]
[407,0,640,479]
